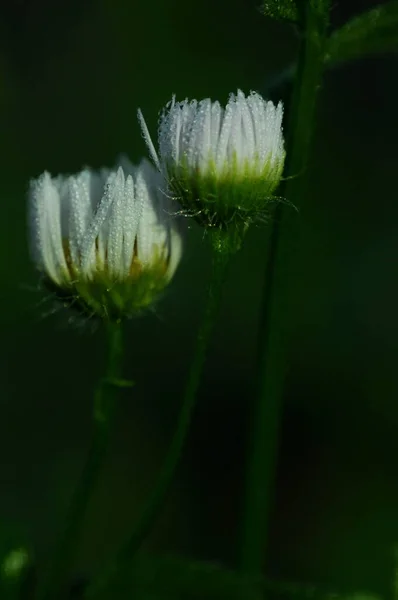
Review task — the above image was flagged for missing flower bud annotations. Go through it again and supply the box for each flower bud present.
[138,90,285,230]
[28,158,183,320]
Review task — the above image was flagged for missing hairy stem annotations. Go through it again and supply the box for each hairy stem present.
[37,321,124,600]
[85,231,234,599]
[241,0,331,574]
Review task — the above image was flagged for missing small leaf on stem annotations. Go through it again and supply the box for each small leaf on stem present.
[262,0,299,23]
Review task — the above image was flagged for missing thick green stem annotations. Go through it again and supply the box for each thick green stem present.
[37,321,124,600]
[241,0,331,574]
[85,231,234,599]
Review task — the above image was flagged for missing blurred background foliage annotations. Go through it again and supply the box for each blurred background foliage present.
[0,0,397,596]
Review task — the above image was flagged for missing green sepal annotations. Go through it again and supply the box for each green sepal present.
[325,1,398,66]
[74,266,169,321]
[168,152,285,231]
[44,261,170,322]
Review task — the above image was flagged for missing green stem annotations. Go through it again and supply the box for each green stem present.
[37,321,124,600]
[85,231,234,599]
[241,0,331,574]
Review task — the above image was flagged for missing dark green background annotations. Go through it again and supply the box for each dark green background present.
[0,0,397,595]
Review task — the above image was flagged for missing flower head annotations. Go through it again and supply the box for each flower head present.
[138,89,285,230]
[28,158,182,320]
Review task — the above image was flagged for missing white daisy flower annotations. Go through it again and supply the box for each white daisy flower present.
[28,157,183,320]
[138,89,285,229]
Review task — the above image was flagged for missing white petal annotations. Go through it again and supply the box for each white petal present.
[210,101,222,160]
[249,92,267,165]
[122,173,142,277]
[216,93,235,170]
[159,97,179,166]
[136,171,166,266]
[29,173,54,278]
[239,91,255,163]
[137,108,161,171]
[107,167,126,278]
[53,175,70,239]
[44,175,69,283]
[195,99,212,171]
[80,176,114,276]
[169,105,183,165]
[68,170,92,269]
[165,227,183,281]
[229,93,244,165]
[29,172,69,285]
[271,101,284,165]
[181,100,198,160]
[186,101,207,169]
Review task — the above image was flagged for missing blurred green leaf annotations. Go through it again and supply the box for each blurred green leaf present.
[325,1,398,65]
[0,532,33,600]
[262,0,298,23]
[1,547,29,580]
[88,553,382,600]
[92,554,263,600]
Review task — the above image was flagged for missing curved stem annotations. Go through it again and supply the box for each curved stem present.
[37,321,124,600]
[85,231,233,599]
[241,0,331,574]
